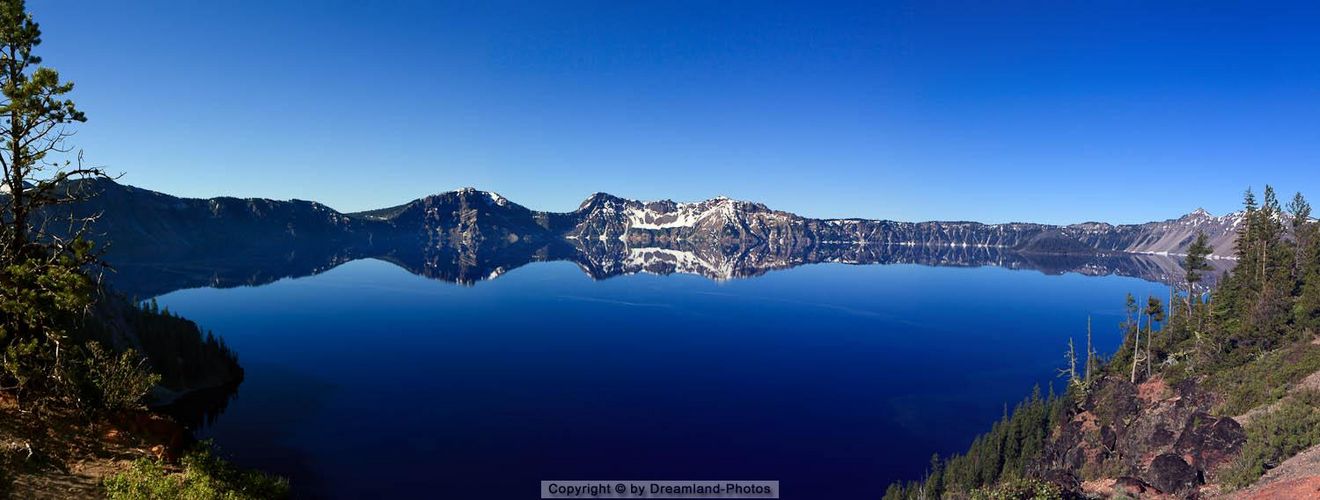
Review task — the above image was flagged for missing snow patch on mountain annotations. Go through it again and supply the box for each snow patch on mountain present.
[623,197,744,230]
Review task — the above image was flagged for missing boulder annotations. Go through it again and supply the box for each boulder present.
[1175,412,1246,473]
[1147,453,1199,495]
[1100,424,1118,453]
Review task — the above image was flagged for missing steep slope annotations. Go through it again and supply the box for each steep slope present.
[363,188,557,246]
[43,178,378,259]
[1066,208,1242,257]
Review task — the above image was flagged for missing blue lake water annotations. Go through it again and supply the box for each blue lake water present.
[152,258,1170,498]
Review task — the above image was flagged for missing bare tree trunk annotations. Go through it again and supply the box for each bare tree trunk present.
[1185,281,1193,319]
[1062,337,1078,387]
[1131,314,1141,383]
[1085,316,1093,385]
[1146,312,1153,378]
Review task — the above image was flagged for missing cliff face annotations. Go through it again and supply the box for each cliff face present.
[1043,376,1247,497]
[567,194,1107,254]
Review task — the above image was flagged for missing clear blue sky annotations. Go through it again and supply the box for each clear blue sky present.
[32,1,1320,224]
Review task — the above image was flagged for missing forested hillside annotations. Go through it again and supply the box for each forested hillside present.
[884,186,1320,499]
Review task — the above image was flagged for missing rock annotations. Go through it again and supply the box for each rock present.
[1202,417,1247,471]
[1091,378,1139,429]
[1029,373,1247,498]
[1100,424,1118,453]
[1053,420,1089,469]
[1146,453,1199,494]
[1150,424,1176,449]
[1174,412,1246,473]
[1173,378,1217,409]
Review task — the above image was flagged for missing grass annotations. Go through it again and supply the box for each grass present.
[103,444,289,500]
[1205,342,1320,416]
[1219,390,1320,489]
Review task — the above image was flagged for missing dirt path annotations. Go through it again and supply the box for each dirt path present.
[8,455,130,500]
[0,394,168,499]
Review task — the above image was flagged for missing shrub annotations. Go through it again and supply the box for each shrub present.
[0,253,98,410]
[104,444,289,500]
[1219,390,1320,489]
[1206,343,1320,416]
[1,337,49,408]
[77,342,161,412]
[970,476,1064,500]
[102,456,180,500]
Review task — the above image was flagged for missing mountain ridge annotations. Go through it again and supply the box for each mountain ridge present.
[344,184,1243,258]
[46,178,1242,260]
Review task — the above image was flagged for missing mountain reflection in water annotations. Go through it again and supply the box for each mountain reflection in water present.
[107,237,1228,300]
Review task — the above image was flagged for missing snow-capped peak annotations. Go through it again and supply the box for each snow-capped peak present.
[449,187,509,206]
[484,191,509,206]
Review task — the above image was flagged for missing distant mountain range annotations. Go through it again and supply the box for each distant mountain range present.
[59,178,1238,255]
[32,178,1240,295]
[363,185,1241,259]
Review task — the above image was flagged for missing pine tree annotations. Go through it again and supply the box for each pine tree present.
[1291,193,1320,333]
[1215,187,1268,357]
[0,0,108,407]
[1299,239,1320,334]
[0,0,105,260]
[927,453,944,499]
[1237,188,1258,264]
[1243,185,1293,350]
[1224,189,1260,317]
[1183,231,1213,311]
[1145,296,1164,377]
[1259,186,1282,285]
[1288,192,1312,276]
